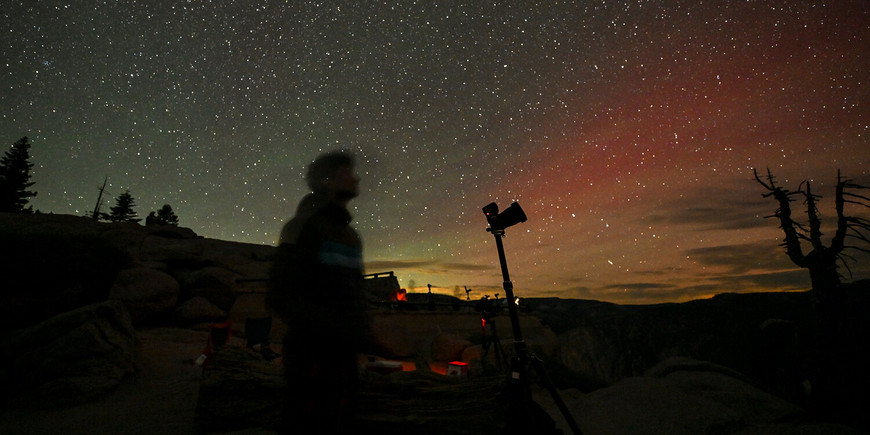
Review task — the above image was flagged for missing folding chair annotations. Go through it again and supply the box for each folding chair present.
[245,316,280,360]
[196,319,233,370]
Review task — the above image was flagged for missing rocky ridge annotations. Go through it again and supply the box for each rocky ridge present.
[1,212,868,433]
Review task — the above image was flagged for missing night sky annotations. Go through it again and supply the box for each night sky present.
[3,1,868,304]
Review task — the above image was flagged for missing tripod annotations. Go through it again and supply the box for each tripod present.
[481,312,508,372]
[487,227,582,435]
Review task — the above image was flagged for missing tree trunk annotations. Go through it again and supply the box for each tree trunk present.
[805,250,842,306]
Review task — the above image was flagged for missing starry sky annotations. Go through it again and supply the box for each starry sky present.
[3,1,868,304]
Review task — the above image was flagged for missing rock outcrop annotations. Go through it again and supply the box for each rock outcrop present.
[3,212,868,432]
[575,357,863,434]
[0,300,138,407]
[109,267,180,324]
[0,212,274,329]
[535,292,822,390]
[531,285,870,431]
[430,332,473,362]
[175,296,228,323]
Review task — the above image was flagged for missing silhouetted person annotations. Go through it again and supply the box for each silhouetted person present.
[267,150,371,434]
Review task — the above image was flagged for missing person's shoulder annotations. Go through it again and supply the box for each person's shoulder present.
[279,217,300,245]
[279,194,330,244]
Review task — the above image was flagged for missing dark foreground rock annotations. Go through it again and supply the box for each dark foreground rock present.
[2,212,868,433]
[530,283,870,431]
[0,300,139,407]
[1,323,863,435]
[0,327,206,434]
[576,357,864,435]
[195,344,509,434]
[353,370,507,434]
[195,345,861,435]
[195,345,284,432]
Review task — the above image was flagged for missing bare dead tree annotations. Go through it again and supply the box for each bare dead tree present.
[90,176,108,220]
[754,168,870,304]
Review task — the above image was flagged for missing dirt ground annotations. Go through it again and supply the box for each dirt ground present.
[1,325,579,434]
[0,327,270,434]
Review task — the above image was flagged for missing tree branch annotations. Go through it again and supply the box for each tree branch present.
[804,181,828,251]
[831,171,848,252]
[754,167,807,264]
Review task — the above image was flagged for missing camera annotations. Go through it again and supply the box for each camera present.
[483,202,527,231]
[475,294,495,313]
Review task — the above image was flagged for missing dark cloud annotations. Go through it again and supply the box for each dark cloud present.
[644,186,772,231]
[589,247,812,304]
[439,262,494,272]
[365,259,493,275]
[672,207,771,231]
[595,271,810,305]
[602,282,677,291]
[536,286,595,300]
[723,269,810,291]
[684,241,787,275]
[685,238,870,284]
[594,282,701,305]
[676,269,811,297]
[365,259,436,272]
[467,285,511,297]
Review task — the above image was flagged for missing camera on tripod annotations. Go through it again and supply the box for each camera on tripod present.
[475,294,499,320]
[483,202,527,232]
[480,200,581,434]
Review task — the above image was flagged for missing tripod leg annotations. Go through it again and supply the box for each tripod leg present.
[502,355,559,435]
[493,339,508,372]
[529,356,582,435]
[482,322,493,366]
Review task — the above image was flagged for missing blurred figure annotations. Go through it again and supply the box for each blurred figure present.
[267,150,371,434]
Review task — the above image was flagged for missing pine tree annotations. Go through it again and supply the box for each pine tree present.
[155,204,179,226]
[0,137,37,213]
[106,190,140,223]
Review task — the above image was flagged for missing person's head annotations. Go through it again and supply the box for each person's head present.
[306,150,359,203]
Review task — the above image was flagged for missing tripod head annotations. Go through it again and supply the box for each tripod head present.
[483,202,527,232]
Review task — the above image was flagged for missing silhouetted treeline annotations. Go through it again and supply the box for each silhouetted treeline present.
[0,137,36,213]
